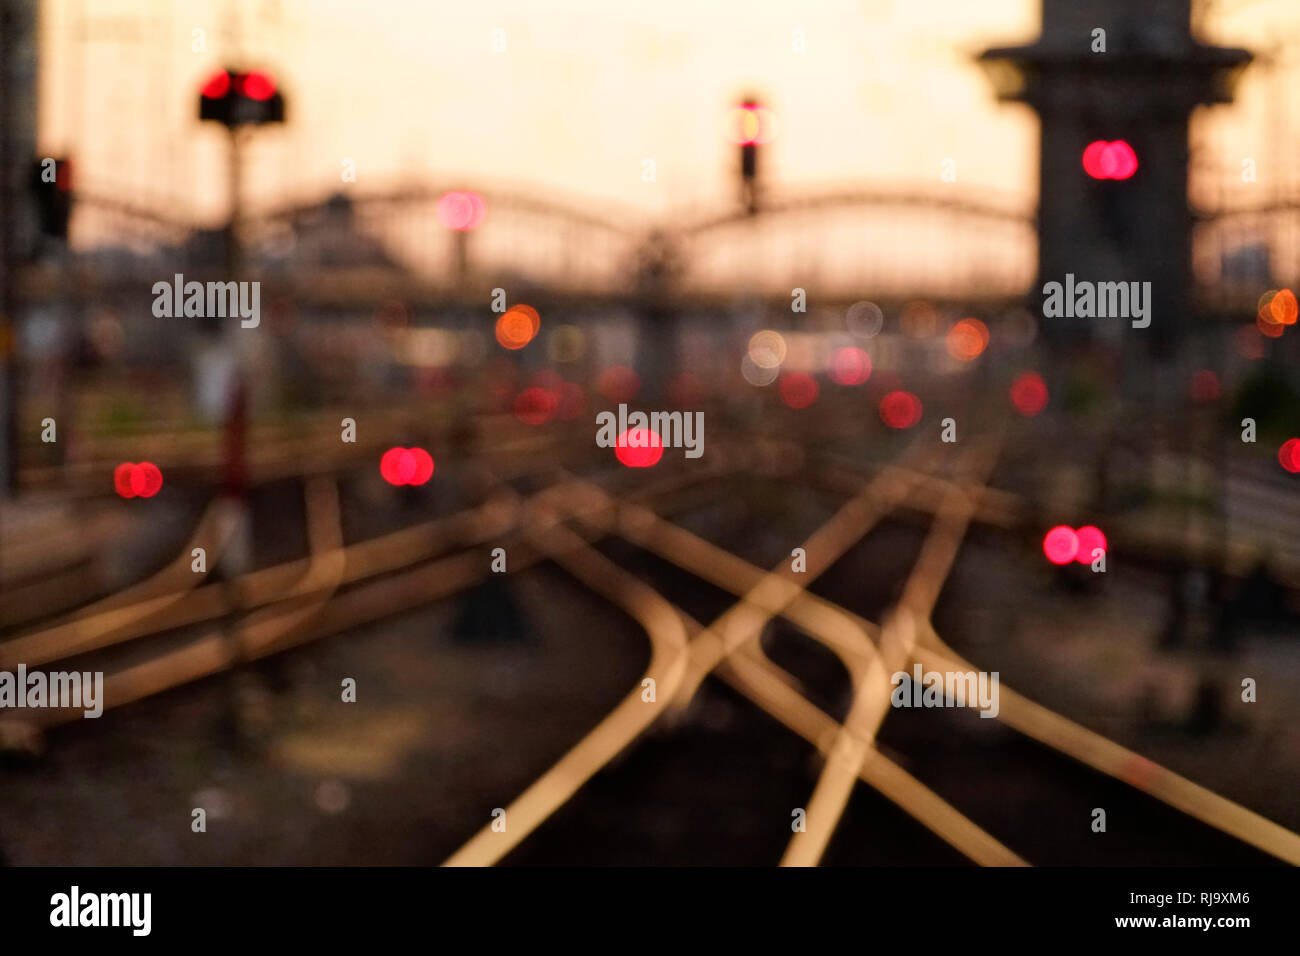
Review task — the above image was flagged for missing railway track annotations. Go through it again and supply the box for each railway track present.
[3,418,1298,866]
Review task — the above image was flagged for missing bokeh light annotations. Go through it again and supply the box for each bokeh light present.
[1082,140,1138,180]
[845,300,885,338]
[1010,371,1049,416]
[1257,312,1285,338]
[829,346,872,385]
[513,386,557,425]
[547,324,586,363]
[747,329,787,369]
[495,306,539,350]
[615,428,664,468]
[741,353,779,386]
[778,371,819,409]
[726,104,777,145]
[114,462,162,499]
[381,447,434,486]
[1074,525,1107,565]
[946,318,989,361]
[1043,525,1079,565]
[598,365,641,402]
[555,382,587,420]
[1189,369,1220,402]
[239,70,277,101]
[1280,438,1300,474]
[1001,308,1038,348]
[879,390,922,429]
[900,301,938,338]
[1257,290,1285,338]
[668,372,706,406]
[436,190,487,231]
[1270,288,1298,326]
[201,70,231,99]
[1235,324,1266,359]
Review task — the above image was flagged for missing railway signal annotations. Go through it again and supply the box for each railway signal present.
[114,462,163,499]
[1082,139,1138,181]
[380,447,435,486]
[728,97,774,215]
[30,157,73,240]
[198,68,285,128]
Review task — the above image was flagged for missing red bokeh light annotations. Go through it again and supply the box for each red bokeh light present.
[239,70,276,101]
[830,347,872,386]
[409,448,434,485]
[779,371,819,409]
[1043,525,1079,565]
[381,447,434,486]
[436,190,487,231]
[879,390,922,429]
[1234,324,1266,360]
[1074,525,1107,565]
[1082,140,1138,180]
[667,372,706,406]
[201,70,231,99]
[1010,371,1049,416]
[598,365,641,403]
[1280,438,1300,474]
[114,462,162,499]
[1189,369,1220,402]
[555,381,587,420]
[513,386,556,425]
[530,370,563,392]
[615,428,664,468]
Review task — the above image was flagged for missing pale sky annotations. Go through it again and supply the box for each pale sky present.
[35,0,1299,229]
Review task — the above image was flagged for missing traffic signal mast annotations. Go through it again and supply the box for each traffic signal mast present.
[729,97,774,216]
[979,2,1250,358]
[29,156,73,243]
[199,68,285,128]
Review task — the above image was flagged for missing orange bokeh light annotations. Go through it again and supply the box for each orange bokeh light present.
[946,318,989,361]
[1257,312,1285,338]
[1270,288,1298,326]
[495,306,539,350]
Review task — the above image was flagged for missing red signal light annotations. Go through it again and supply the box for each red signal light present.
[513,386,556,425]
[54,157,74,192]
[615,428,663,468]
[830,347,872,386]
[778,371,819,409]
[436,190,487,231]
[1280,438,1300,474]
[380,447,434,486]
[1074,526,1107,565]
[1082,140,1138,180]
[879,390,922,429]
[239,70,276,101]
[114,462,163,499]
[201,70,232,99]
[1043,525,1078,565]
[1010,372,1049,417]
